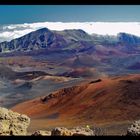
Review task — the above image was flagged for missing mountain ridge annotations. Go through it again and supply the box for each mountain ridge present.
[1,28,140,54]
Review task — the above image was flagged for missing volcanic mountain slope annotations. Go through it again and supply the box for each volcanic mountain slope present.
[12,74,140,130]
[1,28,140,77]
[1,27,140,54]
[0,62,85,108]
[0,28,94,53]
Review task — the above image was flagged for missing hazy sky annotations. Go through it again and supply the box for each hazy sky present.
[0,5,140,24]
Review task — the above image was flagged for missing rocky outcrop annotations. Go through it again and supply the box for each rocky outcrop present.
[40,84,89,103]
[127,120,140,136]
[31,130,51,136]
[0,107,95,136]
[51,127,95,136]
[51,127,73,136]
[0,107,30,135]
[71,127,95,136]
[89,79,102,84]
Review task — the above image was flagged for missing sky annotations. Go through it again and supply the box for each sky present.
[0,5,140,23]
[1,5,140,42]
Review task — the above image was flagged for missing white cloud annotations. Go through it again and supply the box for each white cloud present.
[0,22,140,42]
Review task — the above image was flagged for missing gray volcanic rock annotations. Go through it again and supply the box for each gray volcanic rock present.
[0,107,30,135]
[127,120,140,136]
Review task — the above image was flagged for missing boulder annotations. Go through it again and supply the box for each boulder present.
[71,127,95,136]
[0,107,30,135]
[31,130,51,136]
[127,120,140,136]
[51,127,95,136]
[51,127,73,136]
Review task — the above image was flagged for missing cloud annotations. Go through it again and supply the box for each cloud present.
[0,22,140,42]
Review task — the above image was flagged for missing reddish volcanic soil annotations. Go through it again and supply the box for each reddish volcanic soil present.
[11,74,140,134]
